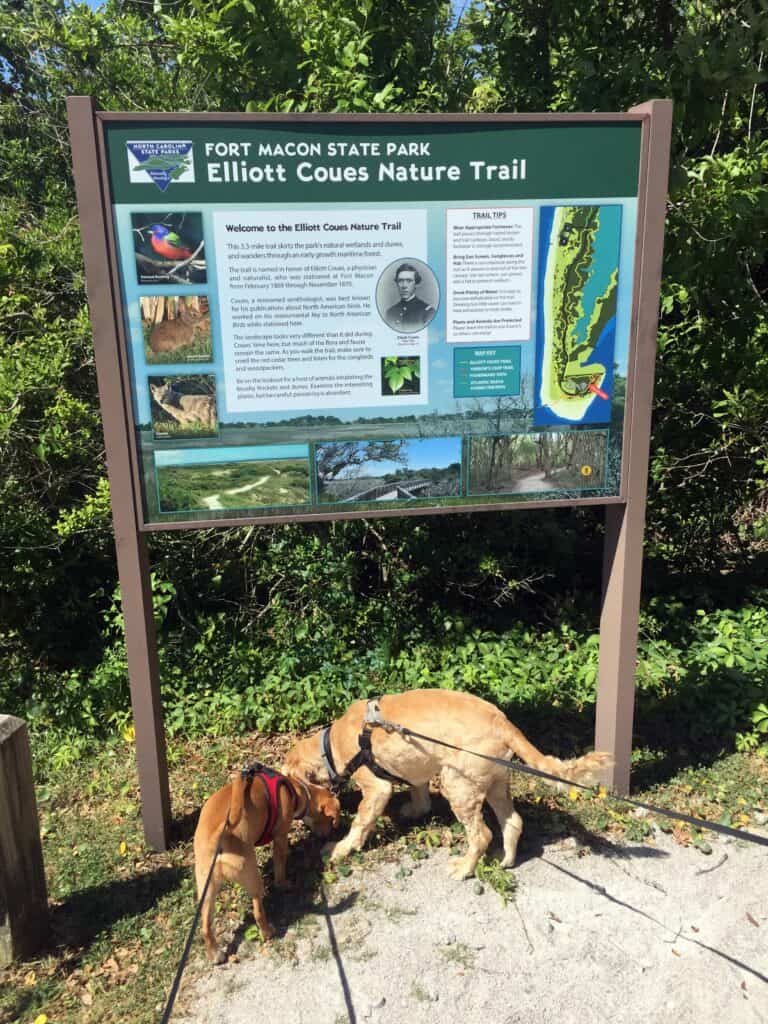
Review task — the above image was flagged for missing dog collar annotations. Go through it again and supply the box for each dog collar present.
[291,777,310,820]
[320,726,343,788]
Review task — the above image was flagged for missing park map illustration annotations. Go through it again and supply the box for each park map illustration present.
[539,206,619,422]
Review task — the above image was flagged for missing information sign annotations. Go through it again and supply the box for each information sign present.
[68,102,672,847]
[102,119,643,527]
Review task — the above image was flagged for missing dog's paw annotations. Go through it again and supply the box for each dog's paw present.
[211,948,227,966]
[446,857,475,881]
[260,923,275,942]
[328,840,355,863]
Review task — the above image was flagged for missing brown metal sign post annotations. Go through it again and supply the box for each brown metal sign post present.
[68,98,171,848]
[67,98,671,849]
[596,101,673,792]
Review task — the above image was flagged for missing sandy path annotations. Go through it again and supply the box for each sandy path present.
[179,827,768,1024]
[201,476,271,509]
[223,475,270,496]
[512,471,552,493]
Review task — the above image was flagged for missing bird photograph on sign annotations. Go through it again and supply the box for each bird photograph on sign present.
[131,212,207,284]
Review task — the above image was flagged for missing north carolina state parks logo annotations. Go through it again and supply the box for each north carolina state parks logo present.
[126,141,195,191]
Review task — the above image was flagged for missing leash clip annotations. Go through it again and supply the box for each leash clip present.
[364,699,405,735]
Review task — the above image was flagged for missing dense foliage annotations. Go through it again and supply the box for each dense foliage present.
[1,0,767,760]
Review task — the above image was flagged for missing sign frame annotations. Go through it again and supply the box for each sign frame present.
[67,98,672,850]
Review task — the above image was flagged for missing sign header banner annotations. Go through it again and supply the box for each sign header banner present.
[109,122,641,203]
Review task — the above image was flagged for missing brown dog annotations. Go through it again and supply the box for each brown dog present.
[284,689,612,881]
[193,766,340,963]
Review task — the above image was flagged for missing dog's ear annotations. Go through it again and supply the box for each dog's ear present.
[287,761,319,785]
[283,750,320,784]
[319,791,341,828]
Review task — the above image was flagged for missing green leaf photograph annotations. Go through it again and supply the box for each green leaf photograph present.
[381,355,421,396]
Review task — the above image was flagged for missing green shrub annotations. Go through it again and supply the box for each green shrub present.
[7,575,767,766]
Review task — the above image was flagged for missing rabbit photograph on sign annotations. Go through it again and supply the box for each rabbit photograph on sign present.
[141,295,212,364]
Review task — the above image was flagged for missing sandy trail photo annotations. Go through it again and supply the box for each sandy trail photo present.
[201,475,271,509]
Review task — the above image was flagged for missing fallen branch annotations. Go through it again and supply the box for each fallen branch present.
[695,852,728,876]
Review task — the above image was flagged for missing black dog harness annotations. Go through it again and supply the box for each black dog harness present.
[239,762,308,845]
[320,702,411,789]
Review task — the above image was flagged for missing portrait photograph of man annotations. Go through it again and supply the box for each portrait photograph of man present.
[377,258,440,333]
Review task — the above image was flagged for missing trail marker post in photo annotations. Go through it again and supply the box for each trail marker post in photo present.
[67,98,672,848]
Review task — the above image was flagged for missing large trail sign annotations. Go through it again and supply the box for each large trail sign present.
[111,119,638,526]
[68,100,671,848]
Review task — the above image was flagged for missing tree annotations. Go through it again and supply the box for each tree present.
[2,0,767,740]
[316,441,406,485]
[471,0,768,567]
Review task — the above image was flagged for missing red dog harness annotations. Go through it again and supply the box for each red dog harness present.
[241,763,302,846]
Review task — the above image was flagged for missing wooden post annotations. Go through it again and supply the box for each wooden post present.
[66,96,172,850]
[595,100,673,793]
[0,716,48,964]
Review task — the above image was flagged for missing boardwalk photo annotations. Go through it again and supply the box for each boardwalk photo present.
[316,437,462,504]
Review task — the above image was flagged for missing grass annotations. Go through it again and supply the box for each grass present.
[151,418,217,440]
[0,731,308,1024]
[475,855,518,905]
[410,981,431,1002]
[1,734,766,1024]
[437,940,476,970]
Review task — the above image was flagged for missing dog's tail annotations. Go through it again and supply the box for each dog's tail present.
[502,720,613,792]
[226,772,249,830]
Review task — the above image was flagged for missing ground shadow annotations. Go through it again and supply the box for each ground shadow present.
[318,884,359,1024]
[223,832,361,959]
[196,781,684,1024]
[47,864,186,952]
[228,881,364,1023]
[171,807,201,845]
[227,885,360,951]
[542,855,768,985]
[318,784,666,871]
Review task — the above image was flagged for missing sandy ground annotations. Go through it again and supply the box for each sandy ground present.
[177,821,768,1024]
[202,476,270,509]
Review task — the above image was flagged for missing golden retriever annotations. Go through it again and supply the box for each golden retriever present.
[284,689,611,880]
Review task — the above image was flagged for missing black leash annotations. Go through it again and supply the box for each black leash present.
[158,819,228,1024]
[362,706,768,850]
